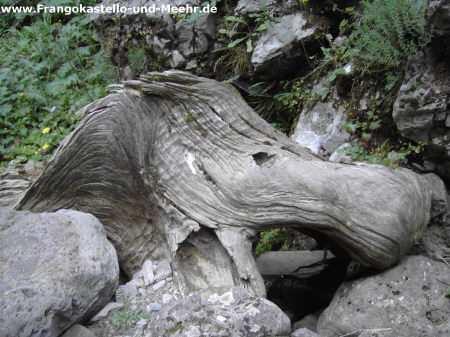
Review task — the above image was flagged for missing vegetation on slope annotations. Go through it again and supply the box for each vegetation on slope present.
[0,0,116,165]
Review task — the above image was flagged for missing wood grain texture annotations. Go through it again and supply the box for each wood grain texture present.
[16,71,447,296]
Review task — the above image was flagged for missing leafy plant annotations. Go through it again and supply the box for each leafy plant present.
[218,10,273,51]
[0,13,117,164]
[343,140,423,167]
[319,0,429,75]
[307,0,429,167]
[214,44,251,76]
[343,109,383,141]
[214,10,276,77]
[275,80,320,112]
[342,103,423,167]
[255,228,290,256]
[110,307,150,329]
[348,0,429,72]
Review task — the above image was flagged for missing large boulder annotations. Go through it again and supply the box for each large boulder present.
[0,208,119,337]
[251,13,320,78]
[429,0,450,36]
[392,50,449,144]
[392,48,450,182]
[393,0,450,181]
[291,101,350,156]
[317,256,450,337]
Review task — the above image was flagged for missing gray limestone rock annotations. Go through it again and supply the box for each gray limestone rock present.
[429,0,450,36]
[251,14,318,75]
[0,208,119,337]
[292,313,320,332]
[317,256,450,337]
[93,0,216,76]
[292,101,350,156]
[256,250,333,278]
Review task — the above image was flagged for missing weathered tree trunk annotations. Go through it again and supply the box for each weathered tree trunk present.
[16,71,447,297]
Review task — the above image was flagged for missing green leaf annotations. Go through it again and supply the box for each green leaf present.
[0,11,117,165]
[256,23,268,32]
[227,37,247,49]
[369,120,381,130]
[224,16,247,24]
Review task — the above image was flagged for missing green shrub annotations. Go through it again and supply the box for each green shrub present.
[348,0,429,71]
[0,13,116,164]
[255,228,289,256]
[343,141,423,167]
[214,10,275,77]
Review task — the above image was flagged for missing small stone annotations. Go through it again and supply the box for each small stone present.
[133,276,145,288]
[216,315,227,323]
[141,260,155,286]
[170,50,186,68]
[359,97,369,110]
[185,59,198,70]
[343,63,353,75]
[250,324,261,332]
[445,114,450,128]
[136,319,148,328]
[148,302,162,312]
[162,293,174,304]
[152,279,166,290]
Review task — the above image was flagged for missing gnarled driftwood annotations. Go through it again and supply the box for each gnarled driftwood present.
[16,71,447,297]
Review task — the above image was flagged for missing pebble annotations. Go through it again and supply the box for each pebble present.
[162,293,173,304]
[141,260,155,286]
[148,302,162,312]
[153,279,166,290]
